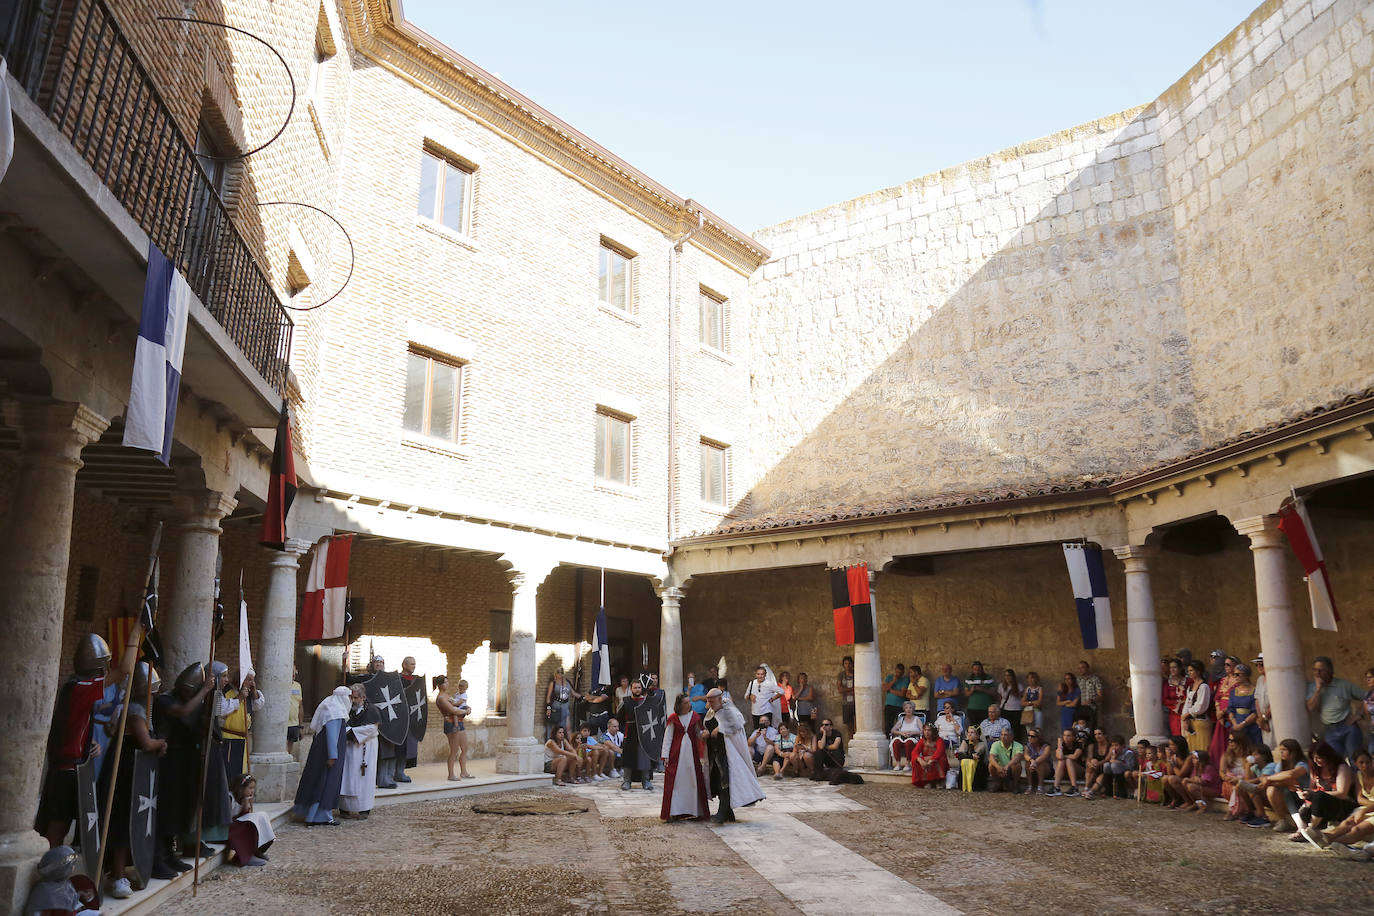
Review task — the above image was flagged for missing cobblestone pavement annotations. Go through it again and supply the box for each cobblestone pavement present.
[157,779,1374,915]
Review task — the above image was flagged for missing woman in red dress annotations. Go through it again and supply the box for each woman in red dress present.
[910,723,948,788]
[660,695,709,821]
[1162,658,1186,738]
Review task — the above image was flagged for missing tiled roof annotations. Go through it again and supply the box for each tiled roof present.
[683,387,1374,541]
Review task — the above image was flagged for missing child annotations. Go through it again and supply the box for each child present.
[1234,744,1277,826]
[1090,735,1135,799]
[227,774,274,867]
[1141,745,1166,803]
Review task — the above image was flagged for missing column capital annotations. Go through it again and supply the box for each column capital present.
[1233,514,1284,547]
[501,554,558,593]
[4,399,109,466]
[173,487,238,531]
[657,585,684,602]
[1112,544,1159,568]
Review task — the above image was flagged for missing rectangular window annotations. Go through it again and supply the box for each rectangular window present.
[417,149,471,234]
[699,288,725,350]
[594,410,631,485]
[598,242,632,312]
[700,440,727,505]
[403,349,462,442]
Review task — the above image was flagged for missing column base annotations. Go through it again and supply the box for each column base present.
[0,828,49,913]
[1129,733,1171,749]
[847,731,890,769]
[247,752,301,803]
[495,737,543,775]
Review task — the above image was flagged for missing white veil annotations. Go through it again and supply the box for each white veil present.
[310,685,351,733]
[761,664,783,725]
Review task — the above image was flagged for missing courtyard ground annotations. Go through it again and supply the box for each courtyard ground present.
[158,778,1374,915]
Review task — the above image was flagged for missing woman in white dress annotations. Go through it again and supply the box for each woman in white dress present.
[660,695,708,820]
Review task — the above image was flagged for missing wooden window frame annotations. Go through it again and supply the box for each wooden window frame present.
[403,348,464,443]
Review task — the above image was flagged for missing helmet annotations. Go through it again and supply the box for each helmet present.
[132,662,161,699]
[211,661,228,682]
[73,634,112,676]
[35,846,80,882]
[174,663,205,693]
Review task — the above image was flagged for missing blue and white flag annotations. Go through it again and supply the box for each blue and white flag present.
[1063,543,1114,650]
[122,244,190,464]
[590,604,610,691]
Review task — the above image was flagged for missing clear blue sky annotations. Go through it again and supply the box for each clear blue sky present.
[399,0,1261,232]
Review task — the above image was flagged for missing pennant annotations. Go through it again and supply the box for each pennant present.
[238,574,254,677]
[138,557,163,669]
[1278,497,1339,631]
[590,605,610,690]
[108,616,135,668]
[299,535,353,640]
[830,564,874,645]
[0,58,13,186]
[258,400,297,549]
[1064,544,1114,650]
[122,243,190,464]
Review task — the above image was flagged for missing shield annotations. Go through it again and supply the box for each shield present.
[75,757,100,880]
[404,676,428,742]
[635,690,668,760]
[129,750,158,886]
[365,672,410,746]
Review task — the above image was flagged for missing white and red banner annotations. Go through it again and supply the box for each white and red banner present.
[299,535,354,641]
[1277,497,1339,631]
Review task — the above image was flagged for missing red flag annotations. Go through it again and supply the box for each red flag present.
[258,400,297,549]
[1278,497,1339,631]
[831,564,874,645]
[298,535,353,640]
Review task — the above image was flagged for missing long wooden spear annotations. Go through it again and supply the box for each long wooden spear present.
[192,549,224,896]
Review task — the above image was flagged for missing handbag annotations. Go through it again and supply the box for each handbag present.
[1020,708,1036,725]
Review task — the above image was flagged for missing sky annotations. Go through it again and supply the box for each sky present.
[398,0,1262,233]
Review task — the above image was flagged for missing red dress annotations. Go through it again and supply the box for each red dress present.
[1162,680,1183,737]
[910,737,947,787]
[660,711,709,821]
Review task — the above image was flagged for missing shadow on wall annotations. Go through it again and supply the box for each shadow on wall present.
[741,104,1204,523]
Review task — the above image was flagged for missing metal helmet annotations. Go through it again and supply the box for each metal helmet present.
[174,663,205,693]
[73,634,112,676]
[132,662,161,699]
[211,661,228,683]
[35,846,80,882]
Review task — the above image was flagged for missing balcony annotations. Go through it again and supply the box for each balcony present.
[1,0,292,417]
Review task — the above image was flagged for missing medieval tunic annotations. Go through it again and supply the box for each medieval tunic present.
[705,701,765,811]
[339,702,381,814]
[96,702,149,852]
[36,674,105,829]
[219,687,264,779]
[616,695,655,783]
[660,710,708,820]
[154,690,231,838]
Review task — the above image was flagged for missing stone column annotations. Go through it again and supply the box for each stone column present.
[0,401,107,912]
[1234,515,1305,744]
[847,566,889,769]
[1112,545,1169,745]
[249,538,309,801]
[161,482,238,681]
[658,585,684,695]
[496,558,557,774]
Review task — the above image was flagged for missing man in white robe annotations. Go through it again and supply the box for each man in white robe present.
[703,688,765,824]
[340,684,381,818]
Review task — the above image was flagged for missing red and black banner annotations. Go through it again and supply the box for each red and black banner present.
[831,564,874,645]
[258,400,297,549]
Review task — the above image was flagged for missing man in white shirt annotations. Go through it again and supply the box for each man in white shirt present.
[744,665,782,732]
[748,713,779,775]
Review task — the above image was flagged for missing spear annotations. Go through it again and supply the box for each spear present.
[193,549,225,896]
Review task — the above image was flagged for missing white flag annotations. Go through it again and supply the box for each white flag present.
[238,577,254,678]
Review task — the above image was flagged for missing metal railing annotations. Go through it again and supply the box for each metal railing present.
[2,0,293,392]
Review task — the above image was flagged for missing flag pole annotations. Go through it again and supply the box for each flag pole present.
[193,549,224,896]
[242,570,252,777]
[94,521,161,887]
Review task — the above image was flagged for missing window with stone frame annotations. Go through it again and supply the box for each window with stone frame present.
[700,439,728,506]
[699,286,726,351]
[417,148,473,235]
[594,409,633,485]
[598,239,635,313]
[403,348,464,443]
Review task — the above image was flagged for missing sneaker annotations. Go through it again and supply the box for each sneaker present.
[1046,787,1063,797]
[1064,787,1079,797]
[1298,823,1330,848]
[1243,815,1270,828]
[1082,790,1096,800]
[620,782,631,791]
[243,856,268,867]
[610,769,621,779]
[1330,842,1374,861]
[642,782,653,791]
[108,878,133,899]
[774,773,783,780]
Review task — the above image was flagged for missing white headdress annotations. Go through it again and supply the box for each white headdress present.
[310,685,352,732]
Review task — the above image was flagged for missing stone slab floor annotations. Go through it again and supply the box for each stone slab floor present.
[158,780,1374,915]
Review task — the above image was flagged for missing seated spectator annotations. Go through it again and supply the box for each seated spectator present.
[1140,744,1167,804]
[750,713,779,776]
[1082,726,1111,798]
[889,701,923,771]
[979,704,1012,749]
[1220,731,1253,820]
[582,725,614,780]
[1234,743,1277,827]
[1259,738,1310,831]
[764,722,797,779]
[935,701,963,746]
[1090,734,1135,799]
[604,718,625,779]
[1161,736,1195,809]
[781,723,814,777]
[1325,749,1374,857]
[909,723,948,789]
[1124,739,1151,793]
[816,718,846,769]
[955,722,987,791]
[1024,728,1052,795]
[1047,728,1084,797]
[987,727,1024,793]
[544,725,581,786]
[1295,741,1357,845]
[1182,750,1222,813]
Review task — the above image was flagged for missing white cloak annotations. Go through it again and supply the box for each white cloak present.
[710,702,765,808]
[339,713,380,813]
[663,711,708,818]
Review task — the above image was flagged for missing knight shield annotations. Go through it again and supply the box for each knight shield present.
[129,750,158,886]
[404,677,427,742]
[75,756,100,880]
[365,672,411,747]
[636,690,668,760]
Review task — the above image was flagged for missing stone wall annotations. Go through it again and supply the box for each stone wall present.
[740,0,1373,524]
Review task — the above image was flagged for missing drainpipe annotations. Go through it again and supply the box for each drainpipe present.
[667,202,705,545]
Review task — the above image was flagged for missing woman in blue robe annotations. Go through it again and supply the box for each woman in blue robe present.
[293,687,350,826]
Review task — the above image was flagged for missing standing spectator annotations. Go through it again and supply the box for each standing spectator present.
[287,665,304,756]
[1208,656,1239,768]
[435,675,472,781]
[1163,658,1186,739]
[1047,727,1084,796]
[1227,663,1262,747]
[1056,672,1080,734]
[1306,656,1363,762]
[1021,672,1045,731]
[545,668,577,741]
[1252,654,1273,749]
[816,717,846,769]
[998,669,1024,741]
[778,671,795,728]
[906,665,931,718]
[1206,649,1228,683]
[1076,661,1103,728]
[614,674,632,707]
[837,657,856,739]
[687,672,708,716]
[1024,728,1052,795]
[888,701,923,771]
[745,666,782,732]
[1181,660,1213,753]
[909,723,948,789]
[794,672,817,730]
[883,663,909,735]
[987,727,1024,793]
[933,664,961,713]
[963,661,995,727]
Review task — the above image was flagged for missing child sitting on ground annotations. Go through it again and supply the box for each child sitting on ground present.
[227,774,274,867]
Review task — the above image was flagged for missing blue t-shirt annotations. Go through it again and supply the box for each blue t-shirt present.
[933,676,961,709]
[884,674,909,707]
[689,683,707,715]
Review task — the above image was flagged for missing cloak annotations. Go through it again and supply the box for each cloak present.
[340,702,381,813]
[705,701,765,809]
[616,696,654,776]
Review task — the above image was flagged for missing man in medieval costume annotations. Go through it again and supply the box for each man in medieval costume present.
[363,655,401,790]
[199,661,235,845]
[152,663,216,863]
[339,683,381,819]
[392,655,421,783]
[37,635,111,848]
[703,688,765,824]
[660,695,708,820]
[99,662,172,897]
[292,686,351,826]
[219,668,264,780]
[616,677,655,791]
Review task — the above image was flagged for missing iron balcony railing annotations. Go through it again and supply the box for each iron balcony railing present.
[2,0,293,392]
